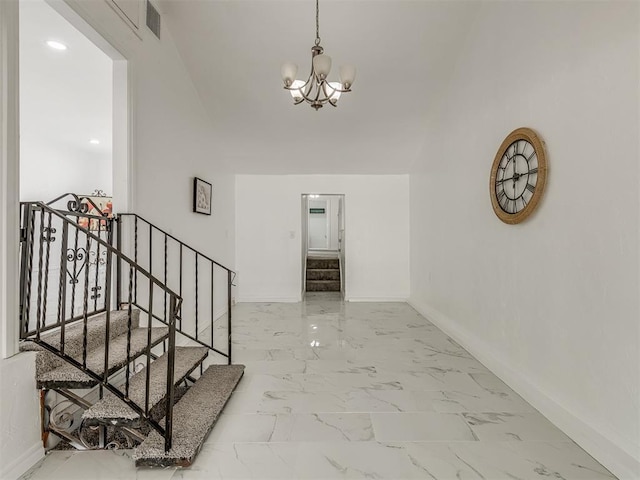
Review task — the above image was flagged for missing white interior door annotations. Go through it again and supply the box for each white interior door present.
[308,200,329,249]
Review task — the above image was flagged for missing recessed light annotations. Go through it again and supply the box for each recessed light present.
[89,139,100,145]
[46,40,67,51]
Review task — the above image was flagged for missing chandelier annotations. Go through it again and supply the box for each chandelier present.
[281,0,356,110]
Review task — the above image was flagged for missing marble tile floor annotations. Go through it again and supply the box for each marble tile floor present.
[21,293,616,480]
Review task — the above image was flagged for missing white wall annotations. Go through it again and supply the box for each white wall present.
[1,0,237,477]
[20,143,112,201]
[236,175,410,302]
[409,2,639,478]
[0,353,42,479]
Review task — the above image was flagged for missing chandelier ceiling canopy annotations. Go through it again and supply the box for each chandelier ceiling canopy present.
[281,0,356,110]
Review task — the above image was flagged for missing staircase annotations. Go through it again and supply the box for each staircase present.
[18,194,244,468]
[306,256,341,292]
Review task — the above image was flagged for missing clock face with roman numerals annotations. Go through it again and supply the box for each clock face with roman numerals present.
[490,128,547,224]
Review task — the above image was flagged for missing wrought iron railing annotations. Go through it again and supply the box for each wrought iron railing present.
[19,196,181,451]
[116,214,235,365]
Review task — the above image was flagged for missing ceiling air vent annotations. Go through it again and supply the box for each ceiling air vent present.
[146,0,161,39]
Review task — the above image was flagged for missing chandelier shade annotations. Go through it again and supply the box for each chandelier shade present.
[281,0,355,110]
[281,62,298,86]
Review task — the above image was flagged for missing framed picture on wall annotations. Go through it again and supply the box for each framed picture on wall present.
[193,177,212,215]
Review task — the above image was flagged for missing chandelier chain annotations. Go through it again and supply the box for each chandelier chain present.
[315,0,320,46]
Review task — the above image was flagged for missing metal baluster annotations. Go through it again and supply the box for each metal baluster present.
[57,222,69,355]
[228,269,232,365]
[116,216,122,308]
[69,227,80,319]
[163,233,168,354]
[82,233,92,368]
[149,224,153,276]
[125,265,134,398]
[103,249,113,383]
[41,212,53,333]
[164,234,168,322]
[24,206,37,334]
[179,245,183,330]
[164,295,177,452]
[195,253,199,340]
[35,209,45,339]
[210,262,214,349]
[98,385,106,448]
[19,204,31,337]
[145,279,154,415]
[93,226,101,311]
[134,216,138,303]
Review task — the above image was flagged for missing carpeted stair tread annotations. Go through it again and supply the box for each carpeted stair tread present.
[133,364,245,467]
[82,346,209,424]
[306,280,341,292]
[21,310,140,352]
[306,268,340,281]
[21,310,141,378]
[36,327,168,389]
[306,257,339,270]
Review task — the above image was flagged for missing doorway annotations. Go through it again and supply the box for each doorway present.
[20,0,113,203]
[18,0,130,213]
[302,194,345,296]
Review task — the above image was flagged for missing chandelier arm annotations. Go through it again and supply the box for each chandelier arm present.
[283,73,313,92]
[324,82,351,94]
[285,78,330,105]
[287,72,322,104]
[321,81,332,100]
[314,79,323,103]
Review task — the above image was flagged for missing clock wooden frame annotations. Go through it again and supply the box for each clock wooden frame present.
[490,127,547,224]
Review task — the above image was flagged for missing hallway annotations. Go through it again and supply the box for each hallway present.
[22,294,614,479]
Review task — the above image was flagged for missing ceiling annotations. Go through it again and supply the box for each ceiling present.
[161,0,479,174]
[19,0,113,161]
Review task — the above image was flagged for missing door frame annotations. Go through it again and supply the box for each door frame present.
[0,0,20,358]
[300,193,346,298]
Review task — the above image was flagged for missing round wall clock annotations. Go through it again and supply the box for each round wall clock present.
[490,127,548,224]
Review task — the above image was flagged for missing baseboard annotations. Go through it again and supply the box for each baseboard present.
[346,296,409,303]
[235,296,301,303]
[3,441,44,479]
[408,297,640,480]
